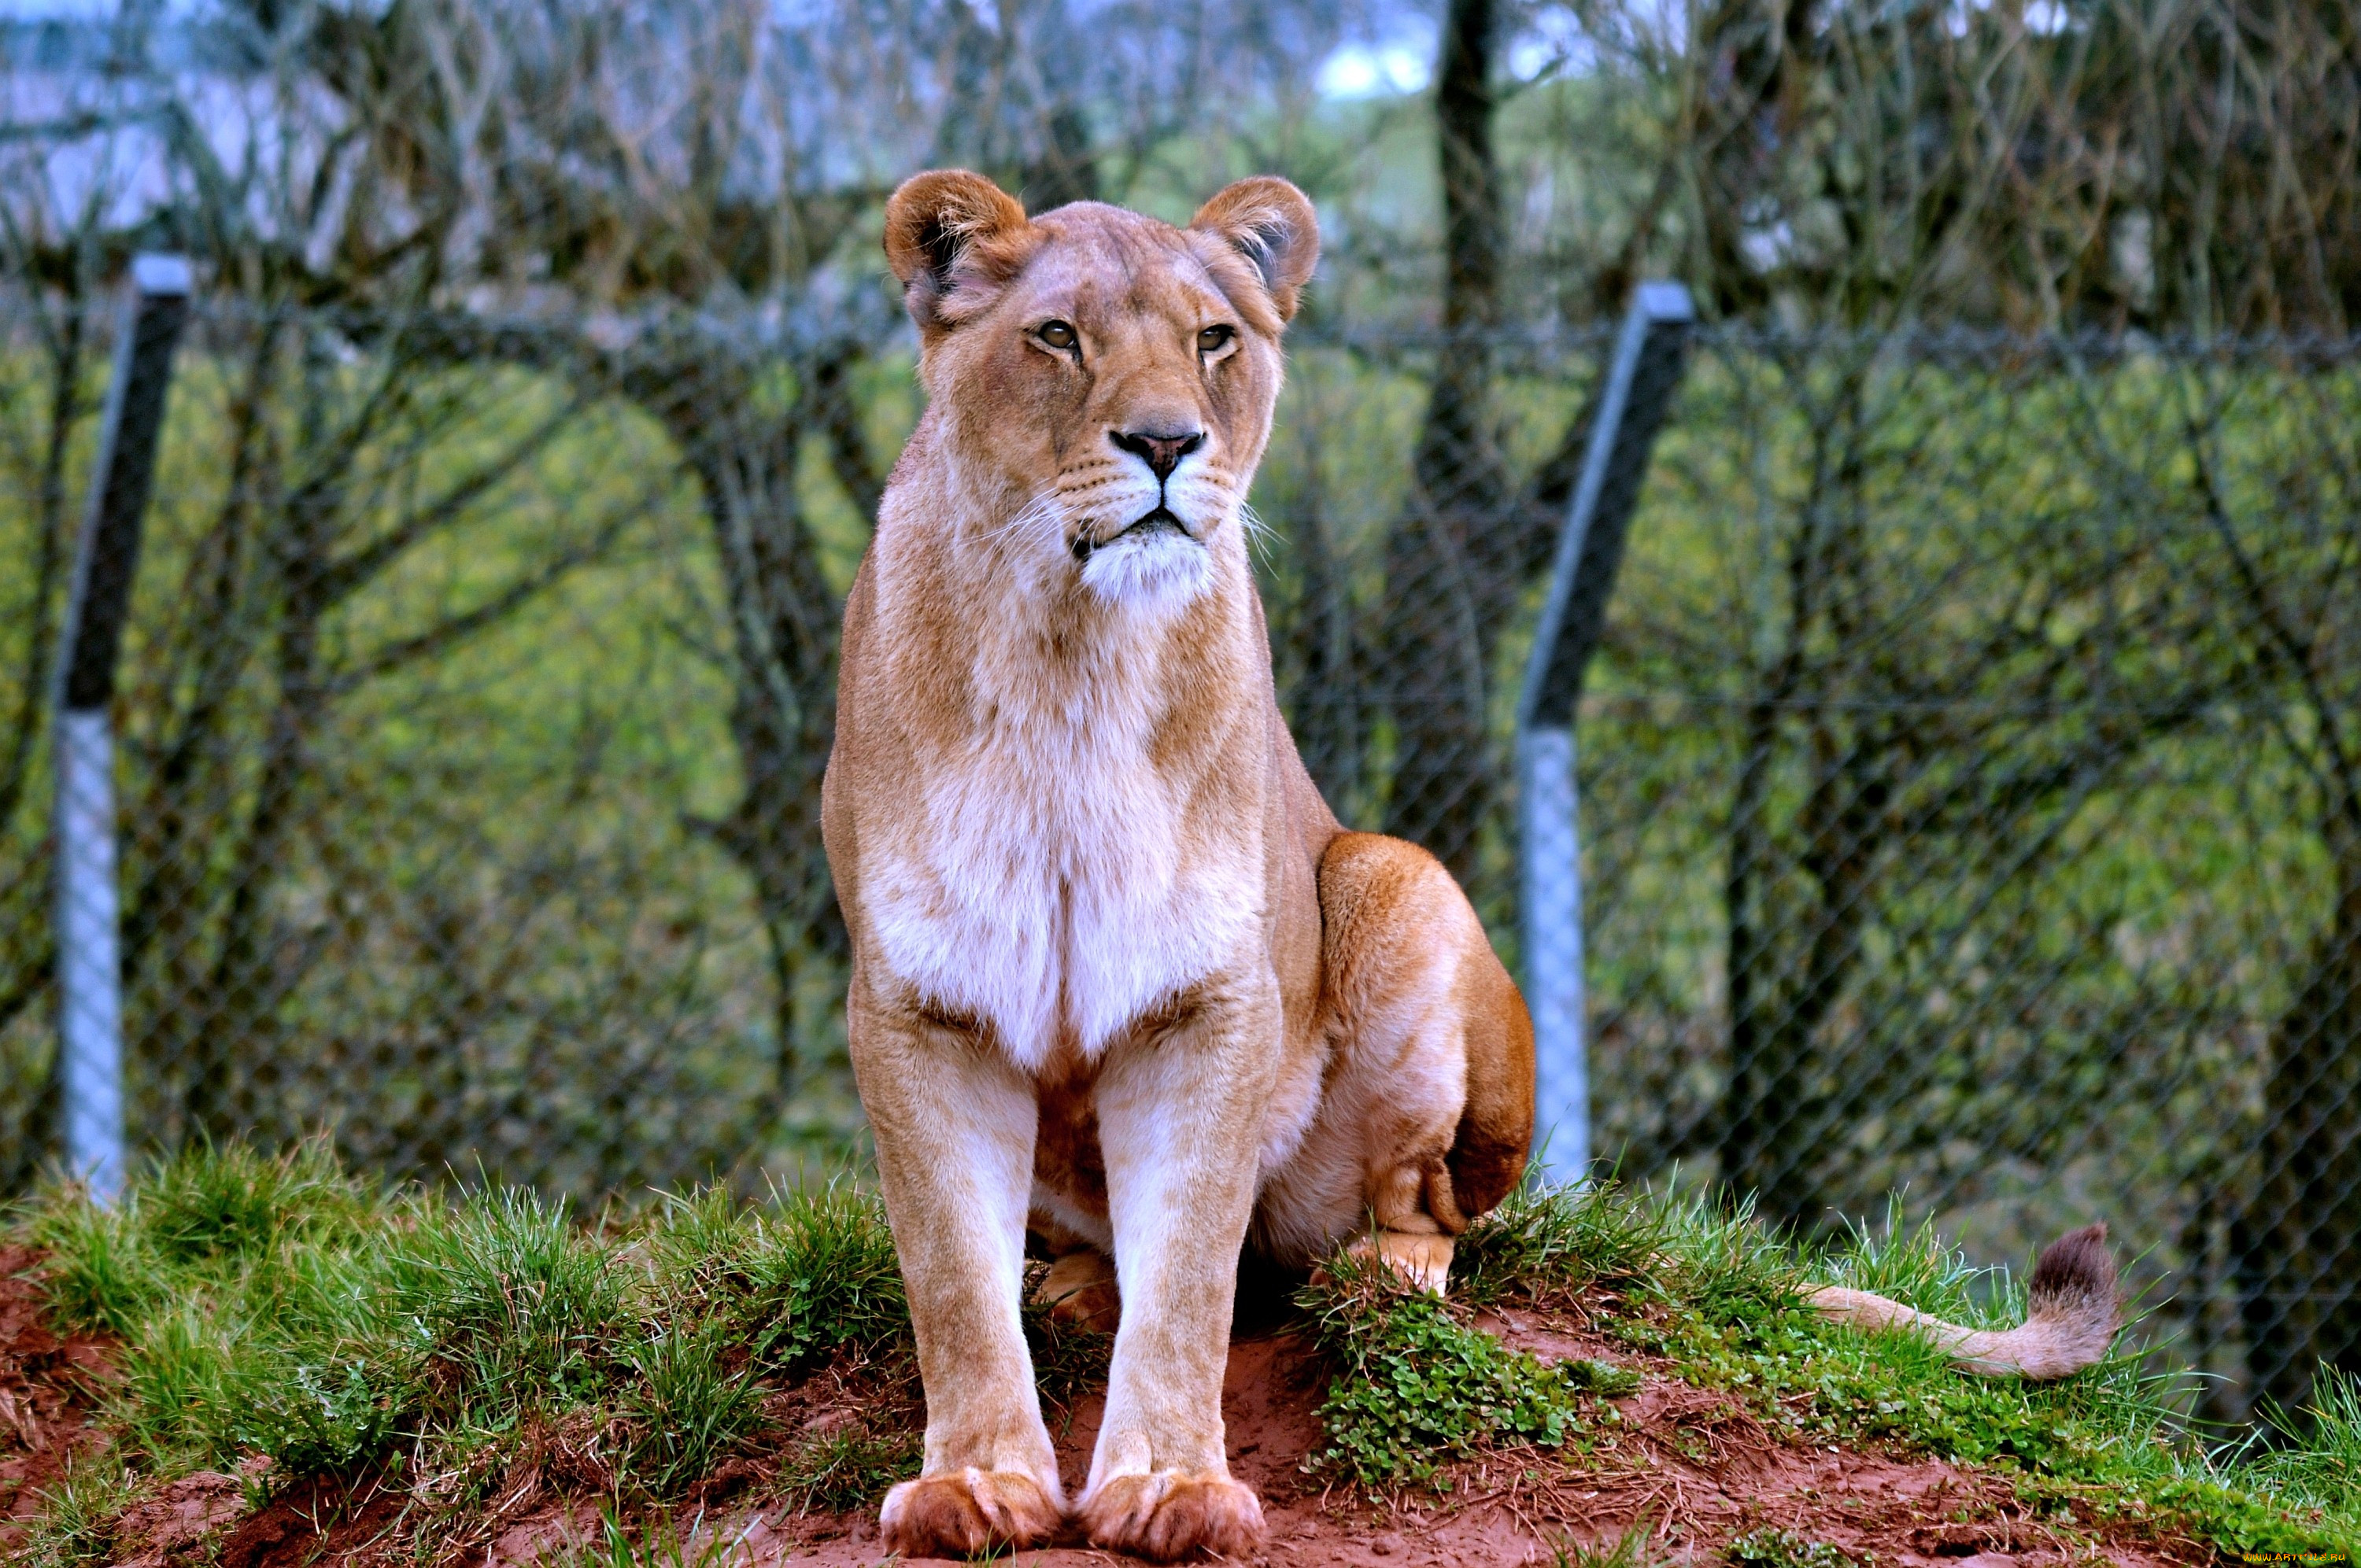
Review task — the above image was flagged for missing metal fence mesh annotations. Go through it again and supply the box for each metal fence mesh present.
[2,292,2355,1422]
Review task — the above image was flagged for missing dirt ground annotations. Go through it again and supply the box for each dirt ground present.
[0,1249,2200,1568]
[0,1245,121,1548]
[682,1322,2192,1568]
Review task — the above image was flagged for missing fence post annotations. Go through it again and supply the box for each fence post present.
[52,254,192,1201]
[1516,282,1693,1187]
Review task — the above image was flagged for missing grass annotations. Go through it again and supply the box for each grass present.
[531,1505,753,1568]
[1303,1176,2361,1554]
[8,1141,922,1564]
[9,1141,2360,1562]
[1554,1522,1671,1568]
[11,1458,139,1568]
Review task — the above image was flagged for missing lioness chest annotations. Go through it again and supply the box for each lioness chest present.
[863,629,1267,1075]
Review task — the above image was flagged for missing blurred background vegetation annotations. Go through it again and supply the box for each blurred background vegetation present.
[2,0,2357,1427]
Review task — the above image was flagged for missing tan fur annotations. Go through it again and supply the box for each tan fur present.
[1040,1247,1122,1330]
[824,171,1535,1561]
[1808,1223,2121,1380]
[1347,1229,1458,1293]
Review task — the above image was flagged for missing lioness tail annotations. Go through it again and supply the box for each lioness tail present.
[1806,1223,2119,1381]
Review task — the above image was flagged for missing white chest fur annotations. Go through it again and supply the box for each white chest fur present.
[864,595,1264,1075]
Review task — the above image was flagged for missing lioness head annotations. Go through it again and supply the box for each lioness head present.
[883,170,1318,614]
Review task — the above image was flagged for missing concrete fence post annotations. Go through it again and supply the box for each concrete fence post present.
[53,253,192,1201]
[1516,282,1694,1188]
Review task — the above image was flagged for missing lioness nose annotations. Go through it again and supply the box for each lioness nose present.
[1110,427,1205,481]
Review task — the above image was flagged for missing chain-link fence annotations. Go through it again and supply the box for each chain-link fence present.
[3,286,2356,1423]
[1580,330,2361,1426]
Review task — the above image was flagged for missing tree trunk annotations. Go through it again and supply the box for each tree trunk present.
[1717,383,1890,1229]
[1380,0,1514,882]
[180,331,345,1137]
[633,348,850,1105]
[0,300,87,1190]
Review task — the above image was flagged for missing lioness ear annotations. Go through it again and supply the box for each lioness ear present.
[1190,177,1320,323]
[884,169,1030,334]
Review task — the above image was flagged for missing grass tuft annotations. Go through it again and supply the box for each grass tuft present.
[12,1459,138,1568]
[776,1423,922,1511]
[6,1146,922,1555]
[2245,1367,2361,1517]
[1553,1522,1668,1568]
[647,1178,907,1372]
[139,1138,368,1265]
[533,1506,748,1568]
[1450,1170,1667,1306]
[621,1314,764,1496]
[397,1184,629,1422]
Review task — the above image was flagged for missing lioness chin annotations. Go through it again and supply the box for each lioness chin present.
[822,170,1535,1561]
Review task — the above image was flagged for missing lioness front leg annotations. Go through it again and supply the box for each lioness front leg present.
[1078,981,1277,1561]
[850,991,1065,1557]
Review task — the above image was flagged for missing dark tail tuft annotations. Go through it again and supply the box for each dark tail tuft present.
[2028,1221,2117,1324]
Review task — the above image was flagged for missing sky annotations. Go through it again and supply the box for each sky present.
[20,0,1464,99]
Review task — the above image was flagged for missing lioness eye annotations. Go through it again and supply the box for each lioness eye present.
[1199,324,1236,353]
[1037,320,1077,350]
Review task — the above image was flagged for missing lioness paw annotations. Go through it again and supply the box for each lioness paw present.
[1330,1230,1455,1295]
[1081,1471,1264,1562]
[1354,1229,1456,1295]
[880,1466,1062,1559]
[1036,1249,1122,1330]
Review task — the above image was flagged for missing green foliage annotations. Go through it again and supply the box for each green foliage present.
[2231,1368,2361,1537]
[110,1246,397,1474]
[534,1507,745,1568]
[28,1196,158,1337]
[646,1179,907,1372]
[1727,1527,1862,1568]
[138,1140,368,1265]
[1554,1523,1668,1568]
[20,1142,2360,1563]
[6,1141,931,1555]
[1450,1169,1668,1306]
[1477,1182,2358,1554]
[1300,1249,1636,1484]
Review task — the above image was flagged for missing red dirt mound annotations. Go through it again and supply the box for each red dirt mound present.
[686,1323,2196,1568]
[9,1267,2206,1568]
[0,1245,117,1552]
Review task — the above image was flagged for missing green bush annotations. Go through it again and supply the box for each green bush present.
[1301,1249,1639,1485]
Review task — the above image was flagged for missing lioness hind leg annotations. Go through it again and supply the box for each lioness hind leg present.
[1256,832,1535,1282]
[1036,1247,1121,1330]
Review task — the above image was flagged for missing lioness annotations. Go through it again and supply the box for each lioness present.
[822,170,1535,1559]
[822,170,2123,1563]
